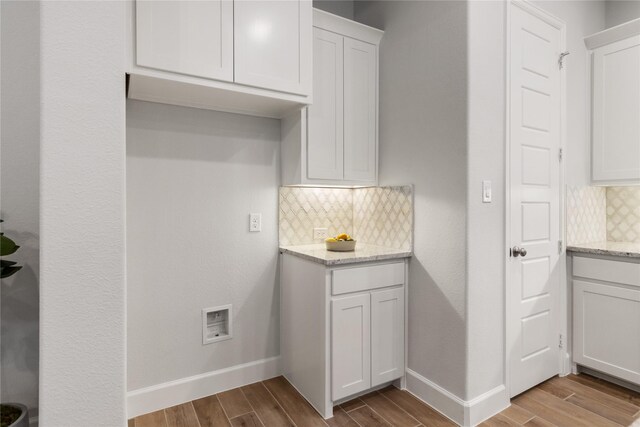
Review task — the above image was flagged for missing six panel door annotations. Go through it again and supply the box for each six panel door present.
[307,27,344,180]
[234,0,312,96]
[343,37,377,182]
[371,287,405,387]
[508,3,562,397]
[331,293,371,401]
[136,0,233,81]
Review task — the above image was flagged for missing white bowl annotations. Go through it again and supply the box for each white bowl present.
[326,240,356,252]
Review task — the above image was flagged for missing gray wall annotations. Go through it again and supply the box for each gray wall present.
[126,100,281,391]
[355,0,469,399]
[0,0,40,420]
[314,0,354,19]
[606,0,640,28]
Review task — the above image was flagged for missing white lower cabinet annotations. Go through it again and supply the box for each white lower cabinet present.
[281,254,407,419]
[572,255,640,385]
[331,293,371,400]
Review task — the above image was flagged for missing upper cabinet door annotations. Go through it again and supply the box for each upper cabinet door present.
[234,0,312,96]
[592,35,640,184]
[136,0,233,82]
[343,37,377,182]
[307,28,344,180]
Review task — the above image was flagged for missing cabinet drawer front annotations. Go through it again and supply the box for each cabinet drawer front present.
[573,256,640,287]
[573,280,640,384]
[332,262,405,295]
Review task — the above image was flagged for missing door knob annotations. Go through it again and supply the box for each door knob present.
[512,246,527,258]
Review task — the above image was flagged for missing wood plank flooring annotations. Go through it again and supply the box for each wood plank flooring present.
[130,373,640,426]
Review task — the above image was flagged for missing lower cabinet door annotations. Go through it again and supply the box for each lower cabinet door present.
[371,287,405,386]
[332,293,371,400]
[573,280,640,384]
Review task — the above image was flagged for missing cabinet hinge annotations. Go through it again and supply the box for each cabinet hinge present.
[558,240,563,254]
[559,333,563,349]
[559,148,563,161]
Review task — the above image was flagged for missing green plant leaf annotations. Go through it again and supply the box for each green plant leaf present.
[0,260,17,267]
[1,265,22,278]
[0,235,19,256]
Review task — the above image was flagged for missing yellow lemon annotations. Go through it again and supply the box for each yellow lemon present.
[325,237,338,242]
[336,233,349,240]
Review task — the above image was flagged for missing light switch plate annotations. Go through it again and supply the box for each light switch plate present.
[482,180,492,203]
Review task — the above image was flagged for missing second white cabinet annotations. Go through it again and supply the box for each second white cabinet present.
[331,286,405,401]
[586,19,640,185]
[281,254,407,419]
[281,9,383,186]
[572,254,640,385]
[128,0,312,118]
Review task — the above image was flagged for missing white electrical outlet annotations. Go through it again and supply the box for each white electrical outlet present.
[314,228,329,240]
[249,213,261,232]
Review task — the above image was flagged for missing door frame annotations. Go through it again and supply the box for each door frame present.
[504,0,569,399]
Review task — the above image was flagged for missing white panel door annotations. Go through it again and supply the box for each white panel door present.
[331,293,371,401]
[136,0,233,81]
[343,37,377,183]
[573,280,640,384]
[592,35,640,183]
[307,28,344,180]
[371,287,404,387]
[234,0,312,96]
[508,4,562,397]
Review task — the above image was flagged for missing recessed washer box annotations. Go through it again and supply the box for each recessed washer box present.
[202,304,232,344]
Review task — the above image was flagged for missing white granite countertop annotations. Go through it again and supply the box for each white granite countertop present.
[280,243,412,266]
[567,241,640,258]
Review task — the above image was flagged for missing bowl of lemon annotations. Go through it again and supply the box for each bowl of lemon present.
[325,233,356,252]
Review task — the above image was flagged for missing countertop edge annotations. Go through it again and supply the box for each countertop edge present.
[279,247,413,266]
[567,246,640,259]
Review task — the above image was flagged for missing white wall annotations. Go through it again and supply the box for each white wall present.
[313,0,354,20]
[39,2,126,425]
[126,100,281,391]
[465,0,507,401]
[0,0,40,419]
[606,0,640,28]
[355,0,469,399]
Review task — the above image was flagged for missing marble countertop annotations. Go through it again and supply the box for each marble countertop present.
[280,243,412,266]
[567,241,640,258]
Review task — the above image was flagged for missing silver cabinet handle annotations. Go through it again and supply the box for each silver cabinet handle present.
[512,246,527,258]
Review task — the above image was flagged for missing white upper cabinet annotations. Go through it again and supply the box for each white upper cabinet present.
[136,0,233,81]
[281,9,383,187]
[307,27,344,180]
[128,0,312,118]
[344,37,377,182]
[586,19,640,185]
[234,0,312,96]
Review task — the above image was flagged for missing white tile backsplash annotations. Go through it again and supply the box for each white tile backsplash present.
[607,186,640,243]
[566,185,607,245]
[279,185,413,251]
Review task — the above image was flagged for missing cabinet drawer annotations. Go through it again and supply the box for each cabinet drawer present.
[332,262,404,295]
[573,256,640,287]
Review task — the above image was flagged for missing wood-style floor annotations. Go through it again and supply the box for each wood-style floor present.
[129,373,640,427]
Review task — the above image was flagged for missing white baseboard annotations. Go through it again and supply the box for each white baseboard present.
[127,356,281,419]
[406,368,509,426]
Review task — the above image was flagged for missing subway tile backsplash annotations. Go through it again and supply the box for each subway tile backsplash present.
[279,185,413,251]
